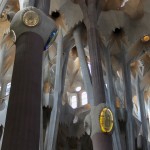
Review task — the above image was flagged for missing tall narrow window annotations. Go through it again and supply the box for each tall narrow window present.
[6,83,11,95]
[70,95,77,109]
[88,63,91,74]
[81,91,88,105]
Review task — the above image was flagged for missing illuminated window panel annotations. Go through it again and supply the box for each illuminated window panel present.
[88,63,91,74]
[70,95,77,109]
[6,83,11,95]
[81,91,88,105]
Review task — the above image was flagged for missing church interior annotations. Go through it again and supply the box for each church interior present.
[0,0,150,149]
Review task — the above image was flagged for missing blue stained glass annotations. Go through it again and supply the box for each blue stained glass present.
[44,29,58,50]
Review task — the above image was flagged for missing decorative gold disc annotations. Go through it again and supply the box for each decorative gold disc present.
[23,10,40,27]
[99,107,114,133]
[141,35,150,42]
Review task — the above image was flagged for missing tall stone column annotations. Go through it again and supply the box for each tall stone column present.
[104,44,123,150]
[72,0,113,149]
[2,32,43,150]
[1,7,57,150]
[121,51,135,150]
[136,75,149,150]
[73,25,93,105]
[73,0,105,104]
[45,29,63,150]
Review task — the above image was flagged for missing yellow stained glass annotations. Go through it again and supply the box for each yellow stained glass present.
[99,107,114,133]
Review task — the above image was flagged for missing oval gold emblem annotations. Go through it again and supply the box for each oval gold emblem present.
[99,107,114,133]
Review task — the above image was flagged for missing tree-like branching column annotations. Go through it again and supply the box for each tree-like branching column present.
[77,0,106,106]
[72,0,113,149]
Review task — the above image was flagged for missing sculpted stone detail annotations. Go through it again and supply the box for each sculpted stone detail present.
[10,6,57,45]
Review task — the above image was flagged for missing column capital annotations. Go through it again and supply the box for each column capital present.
[10,7,57,46]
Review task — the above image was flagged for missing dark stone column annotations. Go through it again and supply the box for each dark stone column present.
[1,32,44,150]
[86,26,113,150]
[87,26,106,105]
[73,0,106,105]
[92,133,112,150]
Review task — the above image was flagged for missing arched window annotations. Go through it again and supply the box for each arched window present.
[81,92,88,105]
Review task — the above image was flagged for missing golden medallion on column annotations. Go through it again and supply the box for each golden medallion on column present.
[99,107,114,133]
[23,10,40,27]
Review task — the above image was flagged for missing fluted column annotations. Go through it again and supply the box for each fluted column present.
[2,32,43,150]
[1,6,57,150]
